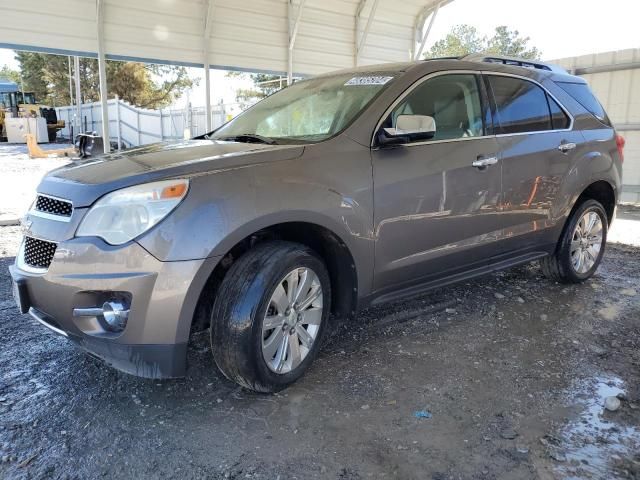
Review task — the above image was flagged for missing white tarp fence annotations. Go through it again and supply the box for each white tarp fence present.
[55,98,228,147]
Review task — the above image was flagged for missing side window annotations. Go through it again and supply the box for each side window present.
[387,74,484,141]
[548,95,570,130]
[488,76,552,134]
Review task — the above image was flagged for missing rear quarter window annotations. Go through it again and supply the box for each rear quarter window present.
[548,95,570,130]
[556,82,611,126]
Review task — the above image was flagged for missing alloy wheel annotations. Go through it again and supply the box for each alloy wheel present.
[261,267,323,374]
[570,210,604,274]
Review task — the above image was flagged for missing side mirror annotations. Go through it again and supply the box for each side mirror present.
[378,114,436,146]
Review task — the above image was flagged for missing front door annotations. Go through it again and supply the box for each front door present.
[372,73,502,293]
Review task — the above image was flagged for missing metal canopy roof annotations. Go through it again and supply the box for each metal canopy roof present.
[1,0,451,75]
[0,0,453,152]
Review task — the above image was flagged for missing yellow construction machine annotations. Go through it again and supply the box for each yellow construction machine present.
[0,78,65,142]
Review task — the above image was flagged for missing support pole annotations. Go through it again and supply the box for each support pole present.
[67,57,74,107]
[96,0,110,153]
[414,2,440,61]
[115,95,122,150]
[354,0,380,66]
[67,57,74,139]
[203,0,215,132]
[203,58,211,132]
[73,56,82,138]
[287,0,307,86]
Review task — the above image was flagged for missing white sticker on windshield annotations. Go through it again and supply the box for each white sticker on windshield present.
[345,76,393,86]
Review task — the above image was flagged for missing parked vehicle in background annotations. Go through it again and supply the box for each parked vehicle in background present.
[10,54,624,392]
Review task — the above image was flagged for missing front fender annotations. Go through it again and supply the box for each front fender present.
[136,149,375,297]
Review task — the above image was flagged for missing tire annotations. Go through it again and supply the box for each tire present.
[210,241,331,393]
[540,199,608,283]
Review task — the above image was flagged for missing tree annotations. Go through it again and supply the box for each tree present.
[486,26,542,59]
[14,51,195,108]
[426,25,541,60]
[0,65,21,84]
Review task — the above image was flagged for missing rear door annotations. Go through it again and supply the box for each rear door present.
[485,73,582,255]
[372,72,502,292]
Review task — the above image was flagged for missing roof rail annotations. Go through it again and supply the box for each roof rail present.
[462,53,567,73]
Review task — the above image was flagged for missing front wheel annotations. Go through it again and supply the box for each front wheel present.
[540,199,608,283]
[210,241,331,392]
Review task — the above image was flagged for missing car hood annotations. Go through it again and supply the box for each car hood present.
[37,140,305,207]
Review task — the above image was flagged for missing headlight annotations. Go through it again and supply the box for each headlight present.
[76,179,189,245]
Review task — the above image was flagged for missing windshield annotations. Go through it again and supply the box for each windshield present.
[16,92,36,104]
[210,73,397,144]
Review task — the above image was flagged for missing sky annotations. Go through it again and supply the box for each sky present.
[425,0,638,61]
[0,0,638,109]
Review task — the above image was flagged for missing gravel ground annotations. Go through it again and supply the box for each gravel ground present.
[1,221,639,479]
[0,144,71,224]
[1,143,639,479]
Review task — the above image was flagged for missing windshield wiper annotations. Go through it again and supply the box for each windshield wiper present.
[216,133,277,145]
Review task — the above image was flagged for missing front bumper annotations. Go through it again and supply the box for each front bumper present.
[9,236,217,378]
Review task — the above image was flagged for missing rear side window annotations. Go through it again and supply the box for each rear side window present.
[556,82,611,126]
[548,95,570,130]
[488,76,552,134]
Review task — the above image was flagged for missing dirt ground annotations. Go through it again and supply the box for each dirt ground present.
[1,212,639,480]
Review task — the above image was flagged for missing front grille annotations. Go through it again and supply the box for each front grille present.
[23,237,57,269]
[35,195,73,217]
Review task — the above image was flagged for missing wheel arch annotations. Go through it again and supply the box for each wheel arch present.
[561,179,616,229]
[552,179,616,254]
[574,180,616,223]
[190,219,360,337]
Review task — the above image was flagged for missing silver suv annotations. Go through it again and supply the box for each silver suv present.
[10,55,624,392]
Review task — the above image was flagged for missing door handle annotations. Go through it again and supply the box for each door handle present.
[558,142,576,153]
[472,156,499,168]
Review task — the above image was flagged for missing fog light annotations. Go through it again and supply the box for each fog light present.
[73,300,130,333]
[102,301,129,331]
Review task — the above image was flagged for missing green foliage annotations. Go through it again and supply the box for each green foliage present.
[486,26,542,59]
[0,65,21,84]
[427,24,541,60]
[14,52,195,108]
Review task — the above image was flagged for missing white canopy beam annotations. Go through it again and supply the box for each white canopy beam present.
[288,0,307,85]
[354,0,381,67]
[414,2,441,61]
[203,0,215,131]
[96,0,110,153]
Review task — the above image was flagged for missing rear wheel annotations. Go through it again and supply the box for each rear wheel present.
[540,199,608,283]
[210,241,330,392]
